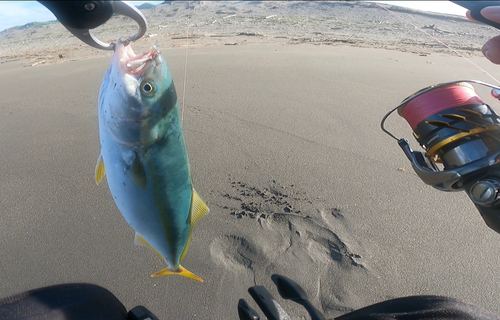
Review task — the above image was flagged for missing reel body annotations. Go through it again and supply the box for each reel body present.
[381,80,500,233]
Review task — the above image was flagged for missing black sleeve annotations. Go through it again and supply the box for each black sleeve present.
[336,295,500,320]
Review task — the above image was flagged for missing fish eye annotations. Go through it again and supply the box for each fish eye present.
[140,80,156,97]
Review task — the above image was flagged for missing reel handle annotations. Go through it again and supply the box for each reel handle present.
[465,178,500,234]
[450,1,500,30]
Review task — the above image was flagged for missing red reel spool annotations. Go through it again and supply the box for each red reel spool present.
[397,83,500,168]
[398,83,483,129]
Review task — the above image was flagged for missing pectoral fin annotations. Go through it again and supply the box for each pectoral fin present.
[130,156,147,190]
[95,154,106,185]
[151,265,203,282]
[179,189,210,262]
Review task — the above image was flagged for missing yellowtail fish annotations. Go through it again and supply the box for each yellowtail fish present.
[96,40,209,282]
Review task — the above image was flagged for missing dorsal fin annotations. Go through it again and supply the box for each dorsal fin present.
[191,189,210,225]
[180,189,210,262]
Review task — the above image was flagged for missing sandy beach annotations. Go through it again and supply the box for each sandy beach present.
[2,2,500,319]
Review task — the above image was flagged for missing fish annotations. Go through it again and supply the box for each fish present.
[95,39,209,282]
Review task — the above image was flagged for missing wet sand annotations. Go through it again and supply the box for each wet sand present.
[2,2,500,320]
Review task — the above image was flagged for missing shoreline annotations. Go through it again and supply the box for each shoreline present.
[0,1,493,66]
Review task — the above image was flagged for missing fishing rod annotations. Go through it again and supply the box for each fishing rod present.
[452,1,500,29]
[381,2,500,234]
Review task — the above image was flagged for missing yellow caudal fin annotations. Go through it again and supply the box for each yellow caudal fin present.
[135,233,203,282]
[95,154,106,185]
[179,189,210,262]
[151,265,203,282]
[134,232,163,259]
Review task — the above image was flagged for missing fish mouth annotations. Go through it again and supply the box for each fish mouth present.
[115,40,159,76]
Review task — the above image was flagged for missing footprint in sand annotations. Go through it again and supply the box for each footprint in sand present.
[210,178,375,315]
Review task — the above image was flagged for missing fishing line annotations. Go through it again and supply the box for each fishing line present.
[375,3,500,85]
[162,3,192,316]
[180,0,191,123]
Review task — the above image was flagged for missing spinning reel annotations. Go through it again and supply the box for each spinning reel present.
[381,80,500,234]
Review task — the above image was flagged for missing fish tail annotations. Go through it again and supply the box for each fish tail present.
[151,265,203,282]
